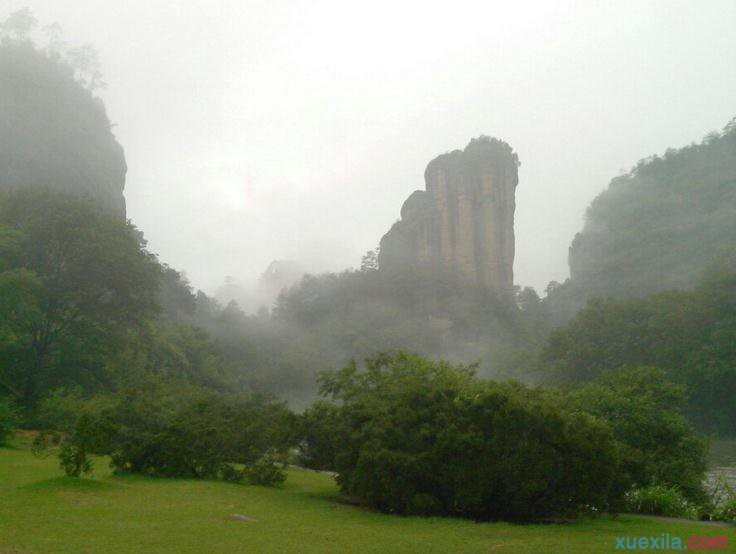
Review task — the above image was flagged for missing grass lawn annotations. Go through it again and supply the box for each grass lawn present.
[1,438,733,553]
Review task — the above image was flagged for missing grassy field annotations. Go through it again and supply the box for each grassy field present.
[1,438,734,553]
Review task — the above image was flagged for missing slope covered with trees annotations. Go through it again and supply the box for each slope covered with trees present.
[0,188,248,414]
[542,256,736,437]
[547,119,736,321]
[0,9,127,217]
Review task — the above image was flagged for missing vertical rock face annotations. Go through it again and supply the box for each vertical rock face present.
[378,136,519,291]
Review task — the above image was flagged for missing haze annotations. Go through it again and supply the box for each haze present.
[6,0,736,293]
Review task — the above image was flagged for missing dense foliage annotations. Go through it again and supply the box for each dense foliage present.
[0,188,161,410]
[0,186,254,421]
[35,386,295,483]
[544,259,736,436]
[298,401,344,471]
[714,499,736,524]
[571,367,707,502]
[546,118,736,321]
[0,397,16,446]
[311,353,624,520]
[624,485,701,519]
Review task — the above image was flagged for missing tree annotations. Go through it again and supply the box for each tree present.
[542,257,736,436]
[0,8,37,41]
[360,248,379,272]
[564,116,736,308]
[314,352,623,520]
[572,367,708,502]
[159,265,197,324]
[0,189,162,409]
[37,385,296,482]
[0,267,42,399]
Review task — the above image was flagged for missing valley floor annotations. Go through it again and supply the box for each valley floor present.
[1,440,734,553]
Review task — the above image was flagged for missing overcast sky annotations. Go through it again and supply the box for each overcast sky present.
[5,0,736,293]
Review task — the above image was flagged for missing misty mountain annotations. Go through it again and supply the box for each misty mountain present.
[547,119,736,320]
[0,34,126,217]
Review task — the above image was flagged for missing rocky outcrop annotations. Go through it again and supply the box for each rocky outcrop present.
[0,41,127,218]
[259,260,305,297]
[379,136,519,292]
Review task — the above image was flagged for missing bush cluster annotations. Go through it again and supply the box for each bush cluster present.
[36,386,295,484]
[714,499,736,523]
[298,401,344,471]
[703,473,736,523]
[30,353,711,523]
[570,367,708,503]
[624,485,701,519]
[311,353,624,521]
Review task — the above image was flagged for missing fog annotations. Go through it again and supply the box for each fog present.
[6,0,736,293]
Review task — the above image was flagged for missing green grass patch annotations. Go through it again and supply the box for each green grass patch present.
[1,440,734,553]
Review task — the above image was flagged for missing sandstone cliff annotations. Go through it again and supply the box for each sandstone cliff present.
[379,136,519,291]
[0,40,127,218]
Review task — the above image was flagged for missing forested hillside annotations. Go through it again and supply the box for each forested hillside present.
[542,255,736,436]
[0,11,127,217]
[547,119,736,320]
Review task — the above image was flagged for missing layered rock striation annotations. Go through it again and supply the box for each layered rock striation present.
[379,136,519,291]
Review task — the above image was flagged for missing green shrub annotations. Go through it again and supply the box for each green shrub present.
[220,463,246,483]
[408,493,442,516]
[705,474,736,522]
[33,388,87,431]
[58,443,93,477]
[245,452,287,486]
[318,352,624,521]
[220,455,286,487]
[32,401,115,477]
[62,387,296,484]
[298,401,344,470]
[571,367,708,503]
[625,485,701,519]
[0,397,17,446]
[713,499,736,522]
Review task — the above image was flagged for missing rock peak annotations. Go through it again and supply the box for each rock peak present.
[378,136,519,291]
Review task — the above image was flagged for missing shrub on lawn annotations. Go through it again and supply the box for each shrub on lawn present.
[624,485,701,519]
[32,390,119,476]
[220,463,246,483]
[571,367,709,503]
[219,453,287,486]
[36,385,297,483]
[58,442,93,477]
[298,401,344,471]
[713,499,736,523]
[704,474,736,522]
[101,388,295,479]
[244,451,287,486]
[316,352,625,521]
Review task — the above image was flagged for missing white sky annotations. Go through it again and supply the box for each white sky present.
[5,0,736,292]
